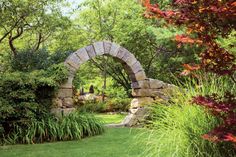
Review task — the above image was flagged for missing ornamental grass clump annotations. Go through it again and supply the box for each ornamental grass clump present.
[140,75,236,157]
[1,112,104,145]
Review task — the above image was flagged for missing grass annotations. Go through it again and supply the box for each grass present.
[140,75,236,157]
[94,113,126,124]
[0,128,148,157]
[1,112,104,145]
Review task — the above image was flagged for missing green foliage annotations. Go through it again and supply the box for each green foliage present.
[0,63,68,143]
[11,49,73,72]
[74,61,128,98]
[1,111,104,145]
[77,98,131,113]
[141,75,236,157]
[0,0,71,54]
[78,101,107,113]
[105,98,131,112]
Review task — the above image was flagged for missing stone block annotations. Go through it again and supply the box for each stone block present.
[149,79,165,89]
[85,45,96,58]
[134,71,147,81]
[125,54,137,67]
[131,82,139,89]
[75,48,90,62]
[57,88,73,98]
[65,53,81,69]
[52,98,63,107]
[131,61,143,74]
[63,98,74,107]
[122,114,138,127]
[138,80,150,89]
[130,97,154,108]
[93,41,104,55]
[60,77,73,88]
[109,43,120,56]
[116,47,127,59]
[64,62,77,73]
[132,89,151,97]
[121,51,132,62]
[104,41,112,54]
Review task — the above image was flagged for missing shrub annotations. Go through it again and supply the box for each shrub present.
[77,98,131,113]
[1,111,104,145]
[105,98,131,112]
[77,101,107,113]
[11,49,72,72]
[0,64,68,141]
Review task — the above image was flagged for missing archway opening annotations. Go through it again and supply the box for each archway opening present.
[72,55,132,123]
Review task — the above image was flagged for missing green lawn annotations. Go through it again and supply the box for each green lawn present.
[95,113,126,124]
[0,128,148,157]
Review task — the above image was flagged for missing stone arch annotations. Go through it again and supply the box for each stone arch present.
[63,41,147,89]
[54,41,174,126]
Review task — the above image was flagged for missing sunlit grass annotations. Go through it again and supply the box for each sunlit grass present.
[0,128,148,157]
[95,113,126,124]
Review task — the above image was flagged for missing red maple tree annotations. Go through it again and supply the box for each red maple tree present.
[144,0,236,146]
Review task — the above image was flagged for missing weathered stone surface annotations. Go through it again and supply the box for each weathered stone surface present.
[65,53,81,69]
[64,62,77,73]
[104,41,112,54]
[125,54,137,67]
[132,88,172,98]
[60,77,73,88]
[85,45,96,58]
[63,98,74,107]
[109,43,120,56]
[122,114,138,127]
[57,88,73,98]
[134,71,147,81]
[132,89,151,97]
[138,80,150,89]
[131,80,150,89]
[131,61,143,74]
[52,98,63,107]
[131,82,139,89]
[130,97,154,108]
[93,41,104,55]
[122,107,148,127]
[75,48,90,62]
[116,47,127,59]
[149,79,165,89]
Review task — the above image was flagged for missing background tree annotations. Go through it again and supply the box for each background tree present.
[0,0,71,56]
